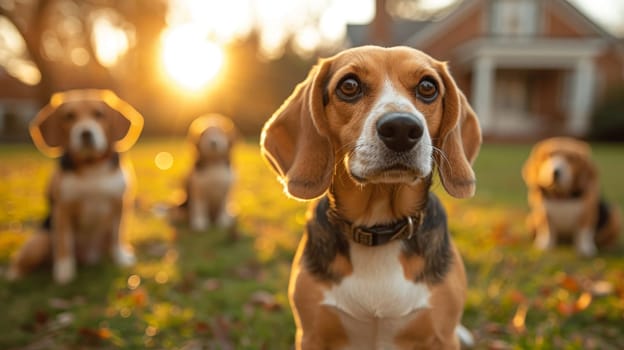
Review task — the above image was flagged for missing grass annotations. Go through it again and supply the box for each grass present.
[0,139,623,349]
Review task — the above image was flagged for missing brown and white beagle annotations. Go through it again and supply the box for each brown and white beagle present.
[180,113,237,232]
[7,89,143,284]
[522,137,621,257]
[261,46,481,349]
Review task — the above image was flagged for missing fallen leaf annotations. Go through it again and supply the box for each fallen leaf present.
[556,301,574,316]
[202,278,221,291]
[488,339,512,350]
[509,290,527,304]
[559,275,580,293]
[590,280,614,297]
[511,303,528,333]
[575,292,592,311]
[249,291,281,311]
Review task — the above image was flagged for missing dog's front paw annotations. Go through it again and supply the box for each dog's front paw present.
[534,230,553,251]
[6,265,23,281]
[113,246,136,267]
[191,216,209,231]
[54,257,76,284]
[576,229,598,257]
[216,212,234,229]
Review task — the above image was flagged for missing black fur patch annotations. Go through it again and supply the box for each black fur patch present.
[303,193,453,285]
[59,152,120,172]
[401,193,453,284]
[302,197,350,282]
[596,199,609,231]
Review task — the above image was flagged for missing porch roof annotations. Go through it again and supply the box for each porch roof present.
[453,38,606,69]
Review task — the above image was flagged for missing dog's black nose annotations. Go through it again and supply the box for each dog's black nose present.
[81,130,94,145]
[376,113,423,152]
[553,168,561,182]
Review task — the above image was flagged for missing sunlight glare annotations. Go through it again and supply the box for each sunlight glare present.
[91,12,131,67]
[0,18,41,85]
[161,25,224,91]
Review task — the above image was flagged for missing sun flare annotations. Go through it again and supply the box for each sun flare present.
[161,25,224,91]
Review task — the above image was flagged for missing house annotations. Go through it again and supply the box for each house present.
[348,0,624,140]
[0,70,39,141]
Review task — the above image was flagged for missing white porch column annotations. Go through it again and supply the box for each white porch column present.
[568,57,595,135]
[471,56,494,134]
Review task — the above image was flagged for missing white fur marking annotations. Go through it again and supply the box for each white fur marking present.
[538,155,572,190]
[349,78,433,182]
[59,164,127,202]
[113,246,136,267]
[322,241,430,347]
[455,324,475,348]
[544,198,584,233]
[54,256,76,284]
[69,119,108,154]
[576,227,597,257]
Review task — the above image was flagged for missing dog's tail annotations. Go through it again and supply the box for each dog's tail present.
[455,324,475,348]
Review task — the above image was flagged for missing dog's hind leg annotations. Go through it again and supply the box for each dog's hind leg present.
[7,231,51,280]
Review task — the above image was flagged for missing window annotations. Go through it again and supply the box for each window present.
[490,0,538,37]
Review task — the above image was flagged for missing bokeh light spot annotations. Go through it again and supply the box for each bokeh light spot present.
[127,274,141,290]
[154,151,174,170]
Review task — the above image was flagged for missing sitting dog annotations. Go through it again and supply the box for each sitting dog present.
[180,113,237,232]
[261,46,481,349]
[7,89,143,284]
[522,137,621,256]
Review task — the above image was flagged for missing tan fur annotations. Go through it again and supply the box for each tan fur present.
[523,137,621,256]
[182,113,237,232]
[8,89,143,284]
[261,46,481,349]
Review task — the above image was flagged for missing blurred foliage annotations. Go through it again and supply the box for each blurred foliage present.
[0,140,623,349]
[590,85,624,141]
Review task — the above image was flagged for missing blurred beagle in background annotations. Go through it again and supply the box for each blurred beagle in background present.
[179,113,237,232]
[261,46,480,349]
[522,137,621,257]
[7,89,143,284]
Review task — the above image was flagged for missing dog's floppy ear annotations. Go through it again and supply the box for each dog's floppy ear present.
[99,90,144,152]
[29,92,69,157]
[435,63,482,199]
[522,145,539,187]
[261,59,333,200]
[565,139,598,190]
[522,140,546,187]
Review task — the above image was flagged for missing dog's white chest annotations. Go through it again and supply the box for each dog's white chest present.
[59,165,127,203]
[193,165,233,196]
[322,241,430,347]
[544,198,584,233]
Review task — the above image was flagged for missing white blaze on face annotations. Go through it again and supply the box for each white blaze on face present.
[348,77,433,183]
[538,155,572,190]
[69,118,108,155]
[198,128,230,156]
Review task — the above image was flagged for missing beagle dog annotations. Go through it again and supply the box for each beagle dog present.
[261,46,481,349]
[180,113,237,232]
[522,137,621,257]
[7,89,143,284]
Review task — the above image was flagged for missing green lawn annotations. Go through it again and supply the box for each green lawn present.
[0,139,623,349]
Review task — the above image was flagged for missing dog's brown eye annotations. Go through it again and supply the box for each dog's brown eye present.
[337,76,362,101]
[65,112,76,122]
[93,109,104,119]
[416,78,438,102]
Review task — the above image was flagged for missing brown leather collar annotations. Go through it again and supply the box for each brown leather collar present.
[326,203,425,247]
